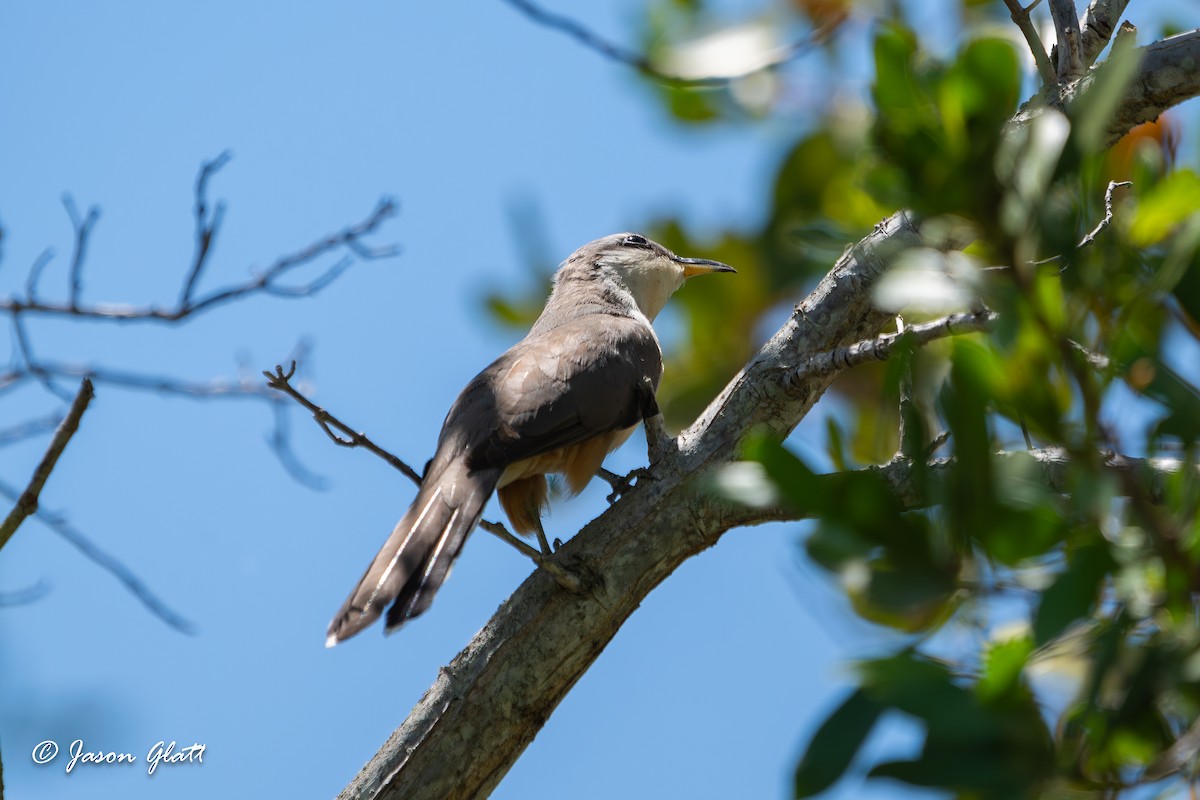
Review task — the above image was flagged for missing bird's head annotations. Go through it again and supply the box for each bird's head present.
[561,232,736,320]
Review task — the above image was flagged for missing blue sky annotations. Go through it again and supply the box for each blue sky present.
[0,2,1192,800]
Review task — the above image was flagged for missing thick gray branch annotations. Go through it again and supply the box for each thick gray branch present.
[1099,29,1200,147]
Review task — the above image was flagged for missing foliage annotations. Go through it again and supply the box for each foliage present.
[488,0,1200,796]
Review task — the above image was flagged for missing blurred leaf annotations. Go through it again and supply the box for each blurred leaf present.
[1128,169,1200,246]
[1033,541,1114,645]
[1071,40,1142,155]
[794,689,884,798]
[977,633,1034,702]
[859,652,1008,740]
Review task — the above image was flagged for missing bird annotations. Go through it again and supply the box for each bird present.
[326,232,735,645]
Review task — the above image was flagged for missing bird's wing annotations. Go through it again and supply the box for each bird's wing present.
[459,313,662,470]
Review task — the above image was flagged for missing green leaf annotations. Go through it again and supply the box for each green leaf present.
[1128,170,1200,246]
[858,653,990,739]
[794,689,884,798]
[1033,542,1114,644]
[977,634,1034,702]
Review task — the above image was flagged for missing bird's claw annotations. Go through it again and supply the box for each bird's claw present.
[601,467,650,503]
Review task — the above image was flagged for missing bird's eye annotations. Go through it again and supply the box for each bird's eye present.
[622,234,650,248]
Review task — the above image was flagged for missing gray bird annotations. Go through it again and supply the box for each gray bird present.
[326,233,735,645]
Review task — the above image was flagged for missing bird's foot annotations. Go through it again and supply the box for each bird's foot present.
[598,467,647,503]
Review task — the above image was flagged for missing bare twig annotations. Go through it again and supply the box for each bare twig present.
[179,151,232,306]
[266,401,330,490]
[62,194,100,311]
[501,0,824,87]
[0,412,64,448]
[264,362,423,485]
[1031,179,1133,266]
[38,361,278,399]
[1078,180,1133,249]
[25,249,54,303]
[894,316,922,459]
[783,309,995,387]
[0,378,94,551]
[1003,0,1058,88]
[0,194,398,323]
[10,314,72,401]
[0,476,196,634]
[0,579,50,606]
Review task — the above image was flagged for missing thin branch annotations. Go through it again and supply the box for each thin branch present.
[0,412,64,448]
[1003,0,1058,88]
[11,314,72,401]
[0,195,399,323]
[62,194,100,311]
[43,361,278,399]
[1030,179,1132,266]
[500,0,825,87]
[1078,180,1132,249]
[1080,0,1132,65]
[25,249,54,303]
[0,476,196,634]
[0,378,94,551]
[179,150,232,306]
[782,309,995,388]
[264,362,423,485]
[266,400,330,490]
[894,316,922,459]
[0,579,50,606]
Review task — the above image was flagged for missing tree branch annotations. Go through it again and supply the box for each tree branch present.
[179,151,231,306]
[264,362,423,486]
[1081,0,1131,65]
[61,195,100,311]
[0,412,64,448]
[0,191,398,323]
[500,0,824,86]
[1003,0,1058,88]
[780,309,994,388]
[0,377,93,551]
[1049,0,1086,82]
[0,475,196,634]
[1097,29,1200,148]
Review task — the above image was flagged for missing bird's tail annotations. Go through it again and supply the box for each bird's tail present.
[326,458,500,646]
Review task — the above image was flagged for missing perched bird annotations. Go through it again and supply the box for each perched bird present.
[326,233,735,645]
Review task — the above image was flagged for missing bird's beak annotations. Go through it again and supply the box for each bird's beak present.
[674,255,737,278]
